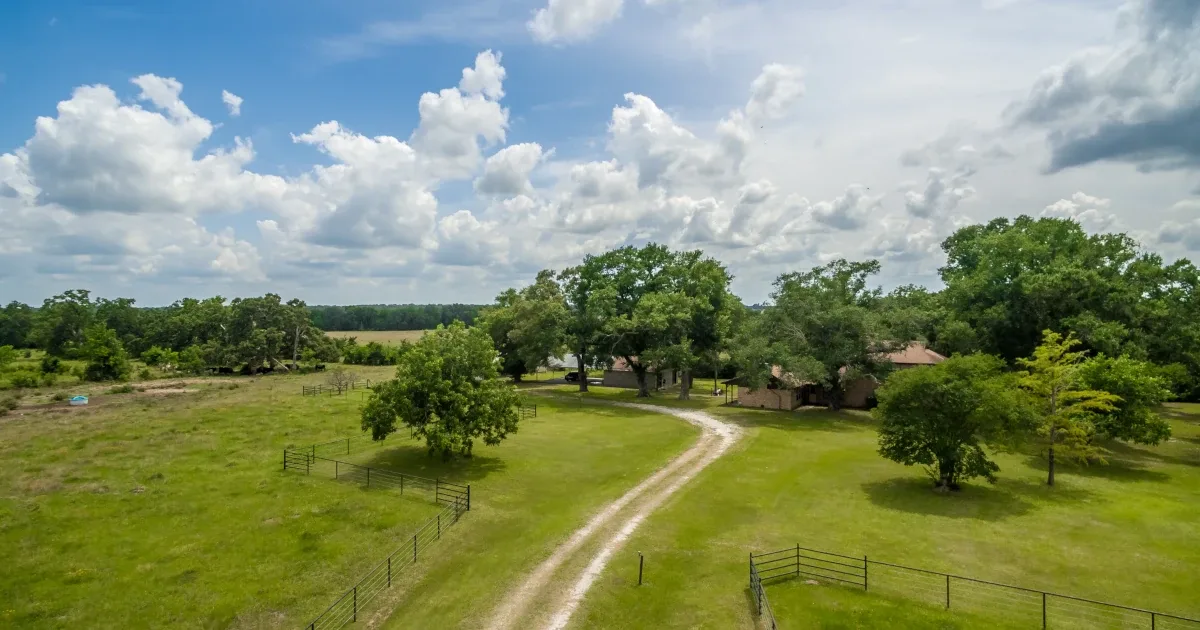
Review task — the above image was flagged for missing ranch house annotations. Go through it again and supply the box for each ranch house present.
[725,342,946,410]
[601,357,679,390]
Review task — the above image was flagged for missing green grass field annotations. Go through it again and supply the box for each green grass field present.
[4,369,1198,630]
[564,394,1200,629]
[0,371,697,629]
[324,330,430,345]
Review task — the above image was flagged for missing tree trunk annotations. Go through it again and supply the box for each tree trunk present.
[935,458,960,492]
[1047,390,1058,486]
[291,325,301,370]
[1047,429,1056,487]
[678,370,691,400]
[513,372,523,383]
[634,366,651,398]
[577,351,589,392]
[826,374,843,411]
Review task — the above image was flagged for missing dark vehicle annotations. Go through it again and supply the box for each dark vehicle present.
[564,371,580,382]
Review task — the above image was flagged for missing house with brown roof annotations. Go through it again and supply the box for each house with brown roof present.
[601,357,678,390]
[727,342,946,410]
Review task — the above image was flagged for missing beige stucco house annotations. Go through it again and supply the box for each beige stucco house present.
[728,342,946,410]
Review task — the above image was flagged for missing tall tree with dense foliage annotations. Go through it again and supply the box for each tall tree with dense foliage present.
[0,302,35,348]
[1077,355,1172,445]
[743,259,908,409]
[482,270,570,381]
[664,254,734,400]
[81,323,132,382]
[559,256,618,392]
[32,290,95,357]
[1018,331,1121,486]
[939,217,1200,391]
[361,322,521,460]
[876,354,1035,491]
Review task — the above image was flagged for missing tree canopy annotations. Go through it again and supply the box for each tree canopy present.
[360,322,522,460]
[875,354,1035,490]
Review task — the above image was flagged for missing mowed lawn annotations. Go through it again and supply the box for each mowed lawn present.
[564,393,1200,629]
[324,330,429,345]
[347,395,700,629]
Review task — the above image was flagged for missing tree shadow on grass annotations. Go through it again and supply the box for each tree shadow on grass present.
[356,444,507,486]
[1103,439,1199,469]
[725,407,874,434]
[1021,452,1174,483]
[861,477,1095,522]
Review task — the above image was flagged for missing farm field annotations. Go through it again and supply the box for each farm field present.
[323,330,430,345]
[0,371,697,629]
[561,394,1200,629]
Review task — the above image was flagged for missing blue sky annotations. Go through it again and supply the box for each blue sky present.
[1,0,1198,306]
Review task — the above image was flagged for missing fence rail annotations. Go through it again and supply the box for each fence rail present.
[301,380,373,397]
[283,449,469,509]
[749,545,1200,629]
[519,403,538,420]
[282,435,473,630]
[305,499,467,630]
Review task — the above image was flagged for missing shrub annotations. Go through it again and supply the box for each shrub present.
[40,355,61,375]
[108,384,135,394]
[23,350,31,359]
[138,368,152,380]
[82,324,132,382]
[1,396,19,412]
[9,372,40,389]
[40,373,58,387]
[70,365,85,380]
[51,392,68,402]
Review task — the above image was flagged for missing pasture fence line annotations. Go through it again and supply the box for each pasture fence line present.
[282,435,472,630]
[304,498,467,630]
[749,545,1200,629]
[301,379,373,397]
[519,403,538,420]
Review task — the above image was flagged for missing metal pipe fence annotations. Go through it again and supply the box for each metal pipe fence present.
[301,380,373,397]
[304,499,467,630]
[283,435,472,630]
[749,545,1200,629]
[519,403,537,420]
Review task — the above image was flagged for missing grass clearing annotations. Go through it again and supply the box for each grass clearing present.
[358,394,700,629]
[565,395,1200,629]
[324,330,430,345]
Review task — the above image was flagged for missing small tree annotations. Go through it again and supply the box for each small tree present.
[361,322,521,460]
[1018,331,1120,486]
[177,346,206,375]
[326,366,354,394]
[875,354,1035,491]
[141,346,171,367]
[82,324,132,382]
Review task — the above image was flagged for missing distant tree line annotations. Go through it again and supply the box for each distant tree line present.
[0,291,339,382]
[308,304,483,331]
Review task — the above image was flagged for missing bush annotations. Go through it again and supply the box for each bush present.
[82,324,132,382]
[108,384,135,394]
[9,372,40,388]
[70,365,85,380]
[51,392,68,402]
[1,396,19,411]
[138,368,152,380]
[40,373,58,387]
[40,355,62,375]
[23,350,31,359]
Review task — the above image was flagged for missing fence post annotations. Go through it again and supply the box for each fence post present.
[795,544,800,577]
[638,551,644,585]
[283,450,287,471]
[863,555,868,591]
[347,437,350,455]
[306,454,310,476]
[353,585,357,622]
[466,485,471,510]
[413,534,417,562]
[400,475,404,495]
[388,556,392,588]
[335,460,338,479]
[1042,592,1047,629]
[946,575,950,609]
[1151,612,1156,630]
[436,478,440,503]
